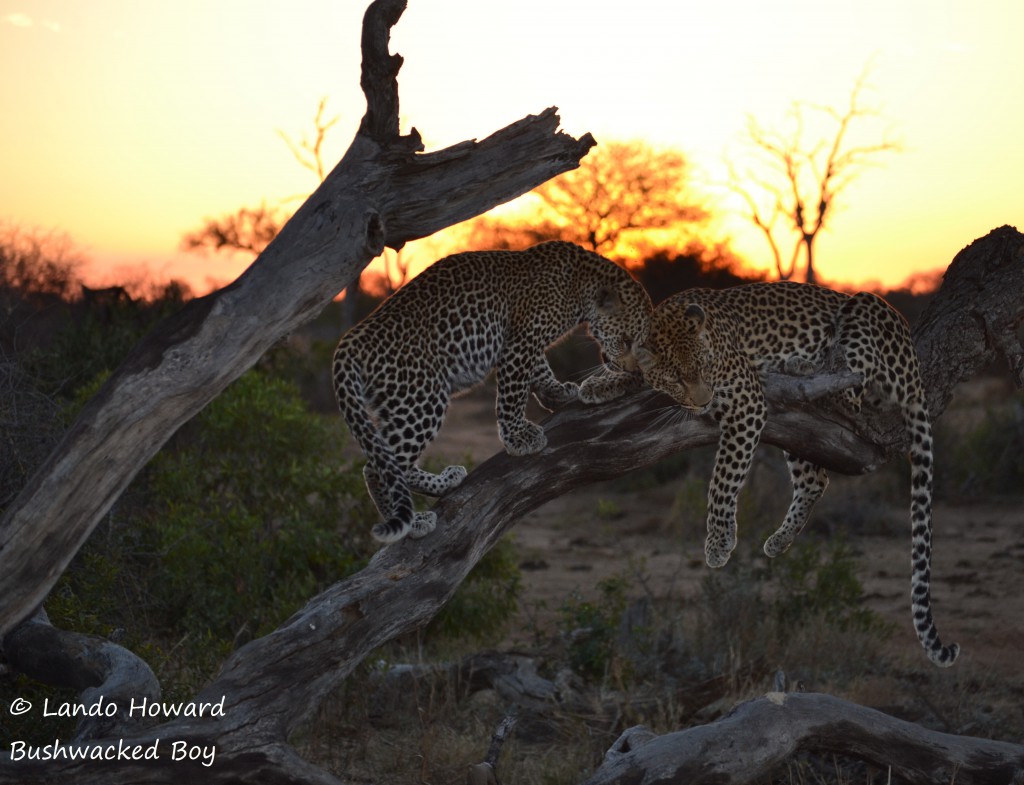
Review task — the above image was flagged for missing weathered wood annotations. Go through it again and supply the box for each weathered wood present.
[2,610,160,742]
[467,708,517,785]
[584,691,1024,785]
[916,224,1024,416]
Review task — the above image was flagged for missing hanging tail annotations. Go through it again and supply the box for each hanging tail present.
[906,399,959,667]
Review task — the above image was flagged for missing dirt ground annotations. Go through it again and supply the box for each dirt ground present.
[423,380,1024,688]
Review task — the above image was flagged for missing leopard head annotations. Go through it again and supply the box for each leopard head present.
[637,302,715,411]
[587,278,652,372]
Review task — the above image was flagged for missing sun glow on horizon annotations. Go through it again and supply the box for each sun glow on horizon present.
[1,0,1021,296]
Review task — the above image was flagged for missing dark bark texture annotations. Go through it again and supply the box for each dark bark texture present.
[584,691,1024,785]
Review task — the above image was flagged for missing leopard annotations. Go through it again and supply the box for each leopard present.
[636,281,959,667]
[333,241,652,545]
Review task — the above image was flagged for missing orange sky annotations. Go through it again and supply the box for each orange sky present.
[1,0,1021,294]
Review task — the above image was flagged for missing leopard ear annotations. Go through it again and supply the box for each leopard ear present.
[684,303,706,331]
[635,345,655,369]
[595,285,623,314]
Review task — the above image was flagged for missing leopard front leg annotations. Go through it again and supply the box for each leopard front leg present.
[580,368,645,404]
[704,397,765,568]
[496,348,547,456]
[763,453,829,557]
[531,356,579,411]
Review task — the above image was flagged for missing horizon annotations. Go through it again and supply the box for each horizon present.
[1,1,1021,295]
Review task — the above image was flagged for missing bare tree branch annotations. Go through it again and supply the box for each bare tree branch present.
[729,66,900,282]
[3,609,160,742]
[277,97,340,182]
[583,691,1024,785]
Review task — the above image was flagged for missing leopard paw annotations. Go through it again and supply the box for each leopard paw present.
[408,511,437,539]
[501,421,547,456]
[763,531,794,558]
[783,356,818,376]
[440,465,468,489]
[705,545,732,569]
[579,376,612,404]
[704,526,737,568]
[534,381,579,411]
[580,371,643,404]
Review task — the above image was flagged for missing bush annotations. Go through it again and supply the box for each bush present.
[7,269,522,701]
[47,364,524,691]
[46,369,378,688]
[941,395,1024,499]
[558,573,630,680]
[693,537,892,684]
[428,535,521,646]
[141,371,375,639]
[766,539,885,634]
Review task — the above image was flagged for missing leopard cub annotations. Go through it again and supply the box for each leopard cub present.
[637,281,958,667]
[333,241,651,545]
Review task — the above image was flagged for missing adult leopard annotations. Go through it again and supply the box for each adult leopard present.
[636,281,958,667]
[333,241,651,545]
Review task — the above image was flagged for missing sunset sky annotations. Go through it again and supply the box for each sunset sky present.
[1,0,1021,294]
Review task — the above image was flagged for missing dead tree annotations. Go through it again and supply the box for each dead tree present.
[4,225,1021,785]
[585,691,1024,785]
[729,69,900,283]
[0,0,596,640]
[0,0,1021,780]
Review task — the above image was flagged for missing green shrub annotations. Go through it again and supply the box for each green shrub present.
[941,395,1024,498]
[693,537,891,681]
[47,365,524,689]
[558,573,630,680]
[140,371,375,641]
[428,535,521,645]
[766,539,886,634]
[44,368,377,693]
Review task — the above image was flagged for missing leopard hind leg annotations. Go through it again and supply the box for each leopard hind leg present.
[334,358,419,543]
[383,383,466,538]
[763,452,829,557]
[402,383,467,498]
[408,465,468,497]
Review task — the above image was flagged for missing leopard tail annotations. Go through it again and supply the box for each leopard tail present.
[906,398,959,667]
[333,356,414,543]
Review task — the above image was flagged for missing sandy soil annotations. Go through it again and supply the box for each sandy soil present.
[423,382,1024,683]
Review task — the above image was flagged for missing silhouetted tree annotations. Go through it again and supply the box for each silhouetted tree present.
[0,224,83,301]
[729,69,900,283]
[181,98,366,326]
[635,242,764,304]
[278,97,340,182]
[180,203,284,256]
[462,140,708,261]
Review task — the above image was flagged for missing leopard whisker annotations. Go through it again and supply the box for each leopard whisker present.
[571,363,611,382]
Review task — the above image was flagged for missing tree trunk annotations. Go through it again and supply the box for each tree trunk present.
[1,0,1022,779]
[584,691,1024,785]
